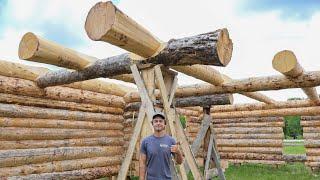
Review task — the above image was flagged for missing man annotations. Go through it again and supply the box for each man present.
[139,112,183,180]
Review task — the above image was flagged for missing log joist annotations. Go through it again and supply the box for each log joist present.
[273,50,320,104]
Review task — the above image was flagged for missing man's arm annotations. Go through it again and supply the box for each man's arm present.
[171,143,184,164]
[139,153,147,180]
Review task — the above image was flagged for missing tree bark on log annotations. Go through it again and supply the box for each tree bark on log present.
[6,166,120,180]
[212,117,283,124]
[0,117,123,130]
[0,75,125,108]
[0,146,123,168]
[211,106,320,119]
[0,156,121,177]
[217,147,283,154]
[214,127,283,134]
[0,93,123,114]
[219,152,283,161]
[215,133,284,139]
[0,127,123,140]
[273,50,320,103]
[36,29,232,87]
[216,139,283,147]
[0,103,123,122]
[212,100,317,112]
[213,122,284,128]
[0,137,124,150]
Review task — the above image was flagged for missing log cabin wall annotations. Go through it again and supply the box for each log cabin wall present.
[0,75,126,179]
[301,116,320,171]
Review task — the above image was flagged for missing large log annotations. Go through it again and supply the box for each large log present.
[212,100,317,112]
[0,93,123,114]
[214,127,283,134]
[0,103,123,122]
[216,139,283,147]
[301,116,320,121]
[7,166,120,180]
[215,133,283,139]
[303,133,320,139]
[224,159,285,165]
[0,117,122,130]
[0,127,123,140]
[213,122,284,128]
[0,59,133,96]
[305,140,320,148]
[0,75,125,108]
[0,156,121,177]
[303,127,320,133]
[306,148,320,156]
[36,29,232,88]
[273,50,320,103]
[0,137,124,150]
[213,117,283,124]
[219,152,283,161]
[0,146,123,168]
[210,106,320,119]
[217,147,283,154]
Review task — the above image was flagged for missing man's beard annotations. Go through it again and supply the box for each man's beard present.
[154,126,165,132]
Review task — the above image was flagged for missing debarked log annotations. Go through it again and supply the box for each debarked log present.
[303,133,320,139]
[213,122,284,128]
[219,152,283,161]
[0,93,123,114]
[304,140,320,148]
[306,148,320,155]
[216,139,283,147]
[215,133,284,139]
[212,117,283,124]
[217,147,283,154]
[225,159,285,165]
[0,127,123,140]
[0,103,123,122]
[0,156,122,177]
[0,146,123,168]
[214,127,283,134]
[0,117,123,130]
[0,137,124,150]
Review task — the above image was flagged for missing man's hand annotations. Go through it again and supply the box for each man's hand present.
[170,144,181,154]
[171,142,183,164]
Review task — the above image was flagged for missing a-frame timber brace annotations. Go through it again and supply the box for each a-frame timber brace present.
[118,64,203,180]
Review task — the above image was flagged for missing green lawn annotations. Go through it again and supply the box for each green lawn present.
[283,145,306,154]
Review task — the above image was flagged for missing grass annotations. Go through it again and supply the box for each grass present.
[283,145,306,154]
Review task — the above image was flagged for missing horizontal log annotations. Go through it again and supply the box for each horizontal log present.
[0,156,121,177]
[212,100,317,112]
[305,162,320,167]
[210,106,320,119]
[217,147,283,154]
[306,148,320,156]
[283,154,306,163]
[215,133,284,139]
[37,29,232,87]
[225,159,285,165]
[212,117,283,124]
[176,108,200,116]
[306,156,320,162]
[214,127,283,134]
[7,166,120,180]
[213,122,284,128]
[0,103,123,122]
[0,75,125,108]
[0,93,123,114]
[0,146,123,168]
[303,127,320,133]
[0,117,123,130]
[220,152,283,161]
[305,140,320,148]
[303,133,320,139]
[0,137,124,150]
[301,116,320,121]
[0,127,123,140]
[216,139,283,147]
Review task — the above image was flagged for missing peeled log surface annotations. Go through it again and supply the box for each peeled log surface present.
[0,93,123,114]
[301,116,320,121]
[213,122,284,128]
[0,156,121,177]
[0,127,123,140]
[7,166,120,180]
[303,133,320,139]
[216,133,284,139]
[213,117,283,124]
[176,108,200,117]
[225,159,285,165]
[0,146,123,168]
[305,140,320,148]
[211,106,320,119]
[214,127,283,134]
[273,50,320,103]
[0,75,125,108]
[220,152,283,161]
[217,147,283,154]
[212,100,316,112]
[306,156,320,162]
[0,117,123,130]
[303,127,320,133]
[216,139,283,147]
[306,148,320,156]
[0,103,123,122]
[37,29,233,88]
[283,154,306,163]
[0,137,124,150]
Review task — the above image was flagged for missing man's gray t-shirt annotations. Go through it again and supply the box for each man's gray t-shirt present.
[140,134,176,180]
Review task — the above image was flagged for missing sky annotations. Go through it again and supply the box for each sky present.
[0,0,319,104]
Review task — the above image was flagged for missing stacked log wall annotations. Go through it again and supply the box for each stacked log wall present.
[211,116,285,165]
[301,116,320,171]
[0,75,125,179]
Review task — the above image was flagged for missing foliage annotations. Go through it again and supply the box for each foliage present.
[180,115,186,129]
[283,116,303,139]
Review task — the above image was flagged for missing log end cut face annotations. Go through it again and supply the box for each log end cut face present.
[272,50,302,77]
[85,1,116,41]
[216,28,233,66]
[18,32,39,60]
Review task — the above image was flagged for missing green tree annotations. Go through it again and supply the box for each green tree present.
[283,116,303,139]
